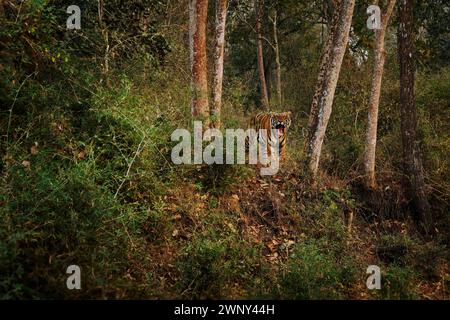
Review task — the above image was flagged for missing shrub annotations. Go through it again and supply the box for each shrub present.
[0,158,146,298]
[379,265,419,300]
[278,239,356,299]
[175,236,265,299]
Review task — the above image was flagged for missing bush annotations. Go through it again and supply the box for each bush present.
[278,239,356,299]
[0,157,146,298]
[379,265,419,300]
[175,236,265,299]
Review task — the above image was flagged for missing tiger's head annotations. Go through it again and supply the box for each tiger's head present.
[269,111,292,138]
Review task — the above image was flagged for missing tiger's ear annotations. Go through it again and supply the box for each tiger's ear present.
[285,111,292,127]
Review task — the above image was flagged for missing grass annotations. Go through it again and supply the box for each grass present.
[278,239,357,299]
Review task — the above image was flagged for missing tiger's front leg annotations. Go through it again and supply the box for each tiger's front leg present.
[279,141,286,162]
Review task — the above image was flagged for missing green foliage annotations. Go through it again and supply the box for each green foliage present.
[415,0,450,69]
[176,237,264,299]
[278,239,357,300]
[0,0,448,301]
[379,265,420,300]
[103,0,170,64]
[0,72,182,298]
[416,70,450,210]
[0,156,144,298]
[377,233,448,282]
[377,234,417,265]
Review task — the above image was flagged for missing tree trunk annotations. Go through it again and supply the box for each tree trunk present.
[364,0,396,189]
[211,0,228,129]
[305,0,355,178]
[189,0,209,127]
[98,0,109,75]
[255,0,269,109]
[272,9,282,106]
[398,0,432,233]
[264,45,272,102]
[324,0,337,27]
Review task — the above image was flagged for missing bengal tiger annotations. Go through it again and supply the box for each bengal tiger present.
[246,111,292,162]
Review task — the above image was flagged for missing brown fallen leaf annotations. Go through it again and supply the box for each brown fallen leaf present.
[77,150,86,160]
[22,160,31,169]
[4,154,14,165]
[31,144,38,155]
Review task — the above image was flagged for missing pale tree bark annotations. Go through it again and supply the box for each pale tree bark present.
[255,0,269,109]
[364,0,396,189]
[189,0,209,127]
[307,6,338,137]
[211,0,228,129]
[305,0,355,178]
[398,0,432,233]
[271,8,282,105]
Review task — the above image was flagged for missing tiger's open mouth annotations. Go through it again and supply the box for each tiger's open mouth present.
[275,124,285,137]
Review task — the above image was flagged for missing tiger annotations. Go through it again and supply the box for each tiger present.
[246,111,292,162]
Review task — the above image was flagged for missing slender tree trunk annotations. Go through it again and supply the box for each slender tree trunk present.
[305,0,355,178]
[364,0,396,189]
[211,0,228,129]
[264,46,272,102]
[189,0,209,127]
[398,0,432,233]
[98,0,109,75]
[306,7,337,138]
[272,9,282,105]
[255,0,269,109]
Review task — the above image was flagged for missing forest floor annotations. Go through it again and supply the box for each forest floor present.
[1,105,448,299]
[135,154,449,299]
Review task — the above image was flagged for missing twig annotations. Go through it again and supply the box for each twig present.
[236,11,277,51]
[6,72,35,152]
[114,135,146,199]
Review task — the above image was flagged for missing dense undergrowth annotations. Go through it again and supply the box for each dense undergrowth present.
[1,63,448,299]
[0,1,448,300]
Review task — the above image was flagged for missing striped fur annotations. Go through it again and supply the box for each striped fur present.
[246,111,292,162]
